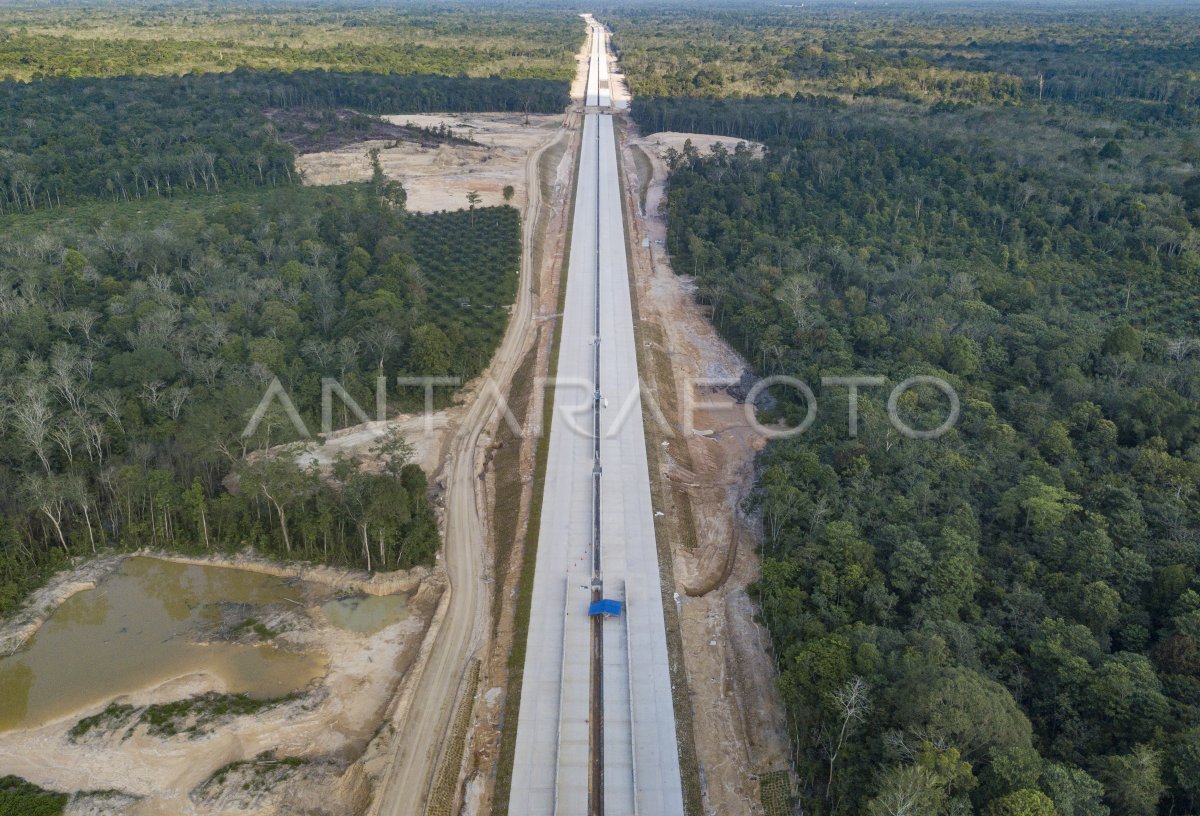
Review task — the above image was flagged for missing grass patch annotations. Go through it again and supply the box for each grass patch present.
[631,143,654,214]
[232,617,278,640]
[140,691,299,738]
[638,321,699,552]
[489,343,539,638]
[207,751,306,792]
[426,659,481,816]
[67,702,137,741]
[0,776,68,816]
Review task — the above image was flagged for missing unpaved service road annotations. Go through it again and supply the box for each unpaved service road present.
[368,116,570,816]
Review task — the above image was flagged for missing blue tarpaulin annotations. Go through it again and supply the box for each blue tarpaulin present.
[588,599,623,617]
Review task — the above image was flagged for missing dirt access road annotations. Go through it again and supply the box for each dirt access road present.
[366,79,573,816]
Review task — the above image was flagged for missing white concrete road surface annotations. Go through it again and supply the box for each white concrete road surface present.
[509,17,684,816]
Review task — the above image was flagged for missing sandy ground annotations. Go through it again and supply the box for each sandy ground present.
[631,131,762,160]
[295,413,450,475]
[0,552,443,815]
[295,112,565,213]
[617,119,791,815]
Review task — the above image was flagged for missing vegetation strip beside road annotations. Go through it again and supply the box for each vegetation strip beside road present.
[617,5,1200,814]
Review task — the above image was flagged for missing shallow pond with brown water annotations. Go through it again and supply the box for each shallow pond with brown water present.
[0,557,334,732]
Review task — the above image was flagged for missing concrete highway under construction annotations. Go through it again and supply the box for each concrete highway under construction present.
[507,16,685,816]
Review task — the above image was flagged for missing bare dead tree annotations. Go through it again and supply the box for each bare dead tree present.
[361,325,399,371]
[827,676,871,809]
[90,389,126,436]
[166,386,191,421]
[25,474,72,551]
[141,380,166,409]
[776,273,819,333]
[49,419,79,464]
[12,385,54,472]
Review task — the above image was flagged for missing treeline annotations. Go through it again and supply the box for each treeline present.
[0,4,581,81]
[0,70,567,212]
[0,33,574,82]
[632,94,846,143]
[662,100,1200,813]
[607,4,1200,122]
[0,182,521,613]
[268,109,485,154]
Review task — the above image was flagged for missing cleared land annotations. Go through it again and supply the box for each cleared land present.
[296,113,564,213]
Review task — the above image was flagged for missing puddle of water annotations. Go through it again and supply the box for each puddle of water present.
[321,594,410,635]
[0,557,327,732]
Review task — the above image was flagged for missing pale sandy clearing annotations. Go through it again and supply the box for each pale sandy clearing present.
[294,413,450,475]
[631,131,764,162]
[296,112,565,213]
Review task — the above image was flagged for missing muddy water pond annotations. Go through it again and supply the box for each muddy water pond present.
[0,557,331,732]
[321,593,410,635]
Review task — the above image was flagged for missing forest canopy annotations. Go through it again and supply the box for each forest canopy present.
[0,3,581,81]
[0,178,522,614]
[610,3,1200,124]
[624,3,1200,815]
[0,69,568,212]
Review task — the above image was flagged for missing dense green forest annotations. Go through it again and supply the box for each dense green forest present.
[610,3,1200,123]
[0,19,546,595]
[0,3,580,81]
[0,175,522,613]
[0,69,567,212]
[627,3,1200,815]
